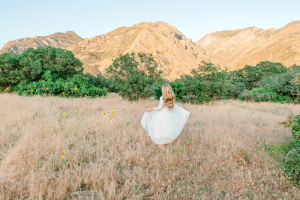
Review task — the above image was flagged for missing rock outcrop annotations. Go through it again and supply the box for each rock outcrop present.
[0,31,83,54]
[196,20,300,70]
[67,21,206,79]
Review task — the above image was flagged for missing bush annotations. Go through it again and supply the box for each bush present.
[229,82,247,98]
[278,115,300,183]
[230,61,288,90]
[0,46,108,98]
[16,71,107,98]
[106,53,164,100]
[157,62,236,104]
[256,71,299,99]
[0,46,83,90]
[84,73,118,93]
[239,85,278,102]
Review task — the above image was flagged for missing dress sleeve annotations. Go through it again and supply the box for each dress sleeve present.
[153,97,164,111]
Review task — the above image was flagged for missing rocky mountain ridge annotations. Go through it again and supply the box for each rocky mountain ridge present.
[196,20,300,70]
[1,20,300,79]
[0,31,83,54]
[67,21,206,78]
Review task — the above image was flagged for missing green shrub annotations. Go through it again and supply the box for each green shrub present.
[229,82,247,98]
[17,71,107,98]
[239,85,278,102]
[156,62,237,104]
[279,115,300,183]
[0,46,83,90]
[84,73,118,93]
[230,61,288,90]
[291,115,300,143]
[256,71,298,99]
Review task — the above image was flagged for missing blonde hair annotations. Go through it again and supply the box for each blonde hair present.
[162,83,175,110]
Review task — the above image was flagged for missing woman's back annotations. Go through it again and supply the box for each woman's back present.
[153,96,166,111]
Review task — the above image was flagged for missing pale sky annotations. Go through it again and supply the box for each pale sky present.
[0,0,299,49]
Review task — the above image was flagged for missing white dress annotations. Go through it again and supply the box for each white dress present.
[141,97,190,144]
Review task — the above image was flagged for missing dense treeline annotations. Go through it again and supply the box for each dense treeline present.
[160,61,300,104]
[1,47,299,103]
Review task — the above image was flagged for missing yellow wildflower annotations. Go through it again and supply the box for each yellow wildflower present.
[75,110,77,113]
[81,109,83,113]
[114,105,116,108]
[23,94,24,95]
[60,155,64,159]
[74,86,77,91]
[105,125,107,129]
[46,88,48,90]
[103,112,106,115]
[123,107,126,110]
[111,109,115,114]
[62,92,64,94]
[63,150,65,152]
[62,113,66,116]
[109,120,112,123]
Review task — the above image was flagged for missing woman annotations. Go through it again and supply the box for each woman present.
[141,83,190,150]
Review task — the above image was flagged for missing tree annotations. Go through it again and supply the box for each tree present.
[0,46,83,90]
[230,61,288,90]
[106,53,163,100]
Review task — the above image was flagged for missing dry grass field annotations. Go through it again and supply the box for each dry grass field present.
[1,93,300,199]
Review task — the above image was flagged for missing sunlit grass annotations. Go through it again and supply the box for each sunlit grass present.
[0,93,300,199]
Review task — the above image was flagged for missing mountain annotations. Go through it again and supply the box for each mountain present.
[67,21,206,78]
[0,31,83,54]
[196,20,300,70]
[1,21,300,79]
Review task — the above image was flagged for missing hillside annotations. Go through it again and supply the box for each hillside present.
[1,21,300,79]
[67,21,206,79]
[0,31,83,54]
[197,20,300,70]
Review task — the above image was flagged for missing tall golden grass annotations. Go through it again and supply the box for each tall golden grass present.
[0,93,300,199]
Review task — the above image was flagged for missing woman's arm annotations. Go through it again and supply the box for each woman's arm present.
[147,97,163,112]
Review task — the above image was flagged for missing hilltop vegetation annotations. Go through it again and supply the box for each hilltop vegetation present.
[1,46,300,103]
